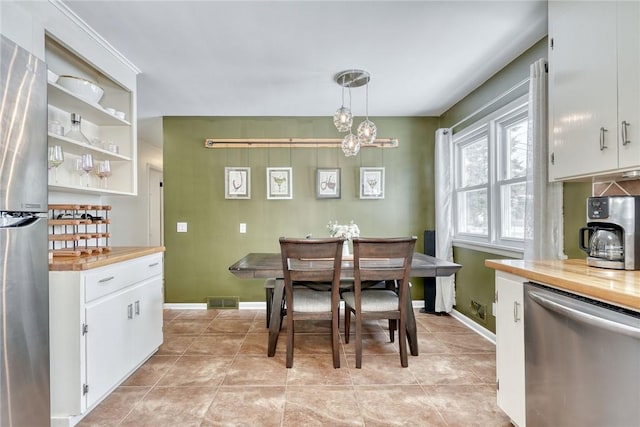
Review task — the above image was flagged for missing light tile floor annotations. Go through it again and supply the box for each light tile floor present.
[78,308,512,426]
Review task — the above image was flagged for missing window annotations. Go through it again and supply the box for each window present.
[453,96,528,251]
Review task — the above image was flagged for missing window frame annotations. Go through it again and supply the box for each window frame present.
[452,95,529,254]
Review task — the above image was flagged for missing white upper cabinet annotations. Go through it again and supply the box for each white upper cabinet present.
[617,1,640,170]
[549,1,640,181]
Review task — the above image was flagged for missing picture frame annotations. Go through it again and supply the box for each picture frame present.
[267,167,293,199]
[359,167,385,199]
[316,168,341,199]
[224,167,250,199]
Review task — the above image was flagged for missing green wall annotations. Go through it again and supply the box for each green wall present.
[439,37,592,332]
[439,38,549,332]
[163,116,438,303]
[563,182,592,258]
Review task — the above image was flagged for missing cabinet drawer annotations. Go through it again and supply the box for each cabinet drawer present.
[84,254,163,302]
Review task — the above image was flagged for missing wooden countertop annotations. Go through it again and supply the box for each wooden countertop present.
[49,246,165,271]
[485,258,640,312]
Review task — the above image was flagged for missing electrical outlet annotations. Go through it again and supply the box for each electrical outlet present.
[470,299,487,321]
[177,222,187,233]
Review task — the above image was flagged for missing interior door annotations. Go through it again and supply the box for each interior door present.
[148,167,163,246]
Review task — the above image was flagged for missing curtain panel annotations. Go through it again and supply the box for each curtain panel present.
[434,128,455,312]
[524,58,566,260]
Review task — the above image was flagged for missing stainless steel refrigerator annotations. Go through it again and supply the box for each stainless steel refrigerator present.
[0,34,50,426]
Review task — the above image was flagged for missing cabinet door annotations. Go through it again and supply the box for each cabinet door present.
[84,289,133,409]
[618,1,640,169]
[549,1,618,180]
[130,277,164,363]
[495,273,525,427]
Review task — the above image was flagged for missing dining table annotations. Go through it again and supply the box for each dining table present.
[228,252,461,358]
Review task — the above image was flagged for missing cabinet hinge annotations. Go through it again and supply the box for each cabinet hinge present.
[83,384,89,395]
[495,291,498,303]
[496,380,499,391]
[550,37,554,50]
[550,152,555,165]
[82,323,88,335]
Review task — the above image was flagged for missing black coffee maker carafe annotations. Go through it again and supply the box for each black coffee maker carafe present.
[579,196,640,270]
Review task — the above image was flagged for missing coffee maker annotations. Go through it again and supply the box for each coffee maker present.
[579,196,640,270]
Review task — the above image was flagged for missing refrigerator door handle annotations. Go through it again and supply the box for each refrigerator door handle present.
[0,215,41,228]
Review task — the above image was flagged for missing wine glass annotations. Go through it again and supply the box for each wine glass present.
[96,160,112,188]
[73,158,85,186]
[81,154,94,187]
[48,145,64,182]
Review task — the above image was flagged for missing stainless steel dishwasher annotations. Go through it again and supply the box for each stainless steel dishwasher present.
[524,282,640,427]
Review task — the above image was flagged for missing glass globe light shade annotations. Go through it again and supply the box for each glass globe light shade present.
[333,107,353,132]
[341,133,360,157]
[357,119,377,144]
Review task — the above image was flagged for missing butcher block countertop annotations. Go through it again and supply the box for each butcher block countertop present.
[49,246,165,272]
[486,258,640,312]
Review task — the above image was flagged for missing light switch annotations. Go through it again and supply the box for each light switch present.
[177,222,188,233]
[240,223,247,234]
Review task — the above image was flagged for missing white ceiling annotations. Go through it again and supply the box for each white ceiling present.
[62,1,547,143]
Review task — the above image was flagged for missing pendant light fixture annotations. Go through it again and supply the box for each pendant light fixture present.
[357,83,377,145]
[333,69,377,155]
[341,133,360,157]
[333,86,353,132]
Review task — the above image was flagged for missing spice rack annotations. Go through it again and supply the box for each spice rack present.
[48,204,112,257]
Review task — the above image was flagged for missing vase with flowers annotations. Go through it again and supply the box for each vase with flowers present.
[327,220,360,256]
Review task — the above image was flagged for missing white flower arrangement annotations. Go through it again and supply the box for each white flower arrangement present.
[327,220,360,240]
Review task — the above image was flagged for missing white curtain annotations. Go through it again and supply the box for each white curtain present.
[524,59,566,260]
[434,128,455,312]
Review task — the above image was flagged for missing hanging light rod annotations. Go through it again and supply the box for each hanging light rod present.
[335,69,370,88]
[204,137,398,149]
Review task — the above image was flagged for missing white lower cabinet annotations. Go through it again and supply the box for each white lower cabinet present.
[495,271,526,427]
[50,253,163,427]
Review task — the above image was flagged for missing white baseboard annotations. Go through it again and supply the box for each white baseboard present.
[163,302,265,310]
[163,303,207,310]
[239,301,265,310]
[449,309,496,345]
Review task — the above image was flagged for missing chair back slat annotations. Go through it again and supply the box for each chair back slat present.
[279,237,344,285]
[353,237,416,284]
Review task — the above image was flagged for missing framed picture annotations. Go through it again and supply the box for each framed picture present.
[359,167,385,199]
[316,168,341,199]
[267,167,293,199]
[225,167,250,199]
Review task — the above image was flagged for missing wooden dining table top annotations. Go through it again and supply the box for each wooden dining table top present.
[228,252,461,279]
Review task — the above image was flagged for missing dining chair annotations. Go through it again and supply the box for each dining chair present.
[279,237,344,368]
[342,236,417,368]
